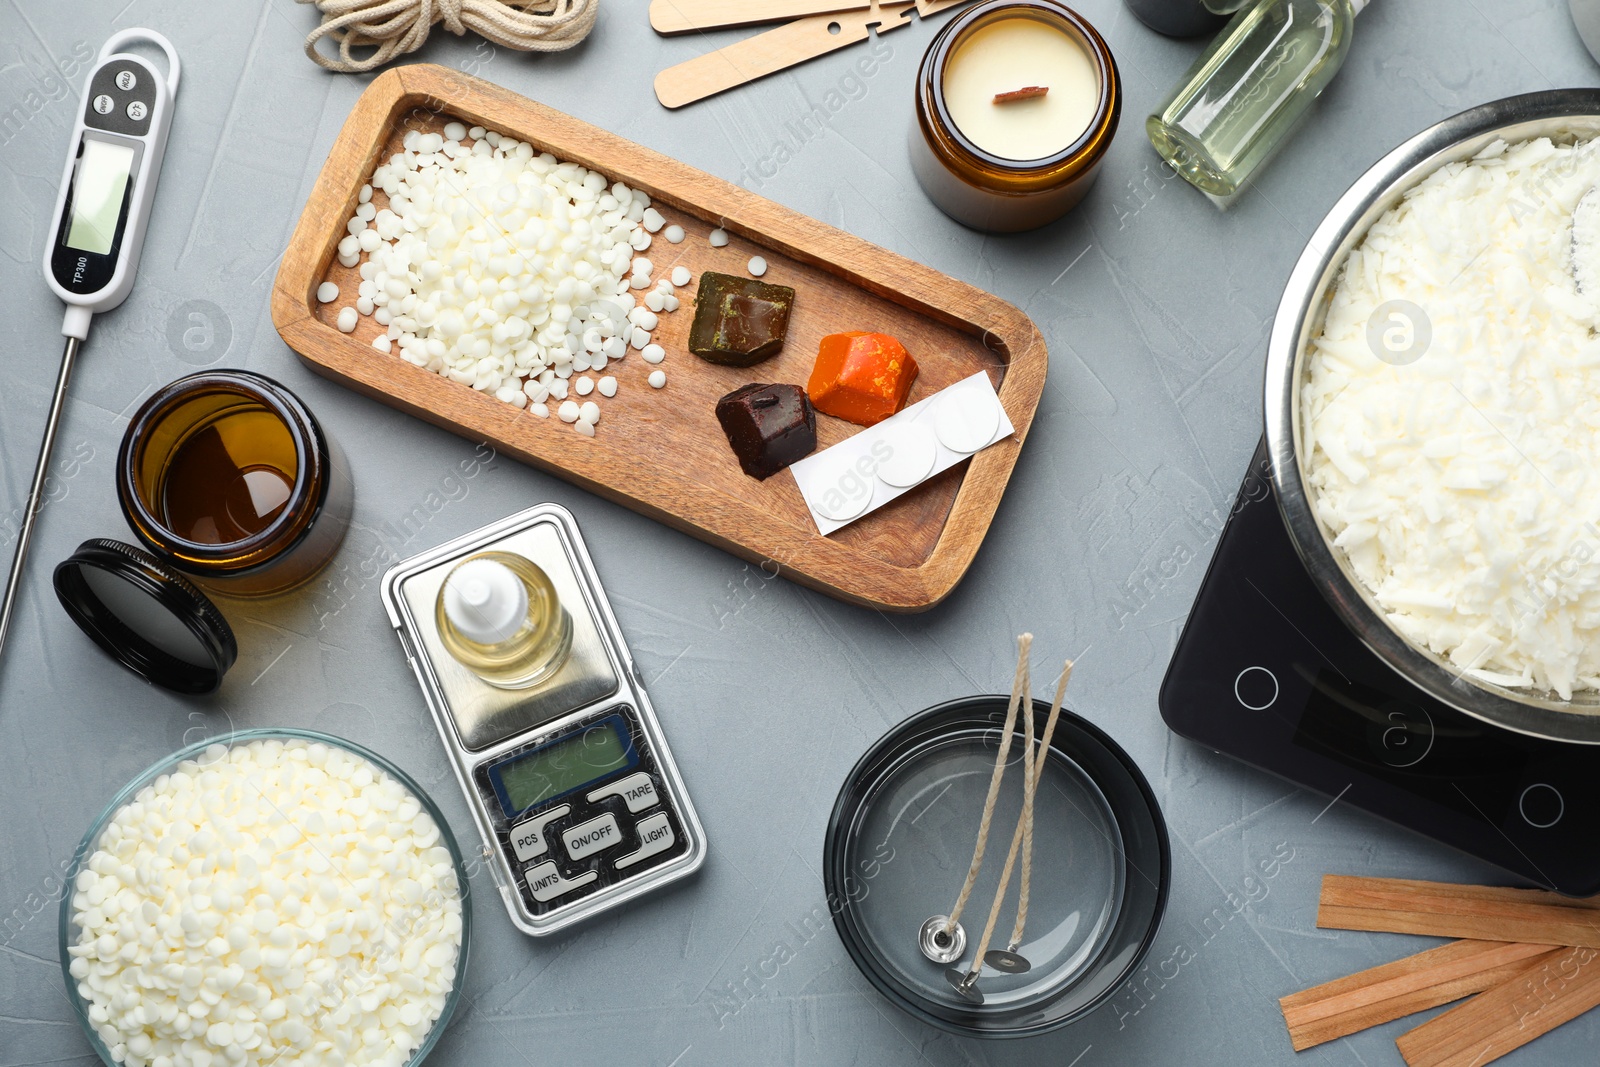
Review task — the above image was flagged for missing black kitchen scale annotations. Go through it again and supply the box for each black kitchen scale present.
[1160,438,1600,896]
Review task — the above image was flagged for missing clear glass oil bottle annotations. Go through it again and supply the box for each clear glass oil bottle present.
[435,551,573,690]
[1146,0,1367,198]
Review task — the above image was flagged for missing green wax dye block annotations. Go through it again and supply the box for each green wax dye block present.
[688,272,796,367]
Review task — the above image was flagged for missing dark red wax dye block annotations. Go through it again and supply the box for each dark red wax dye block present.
[714,383,817,480]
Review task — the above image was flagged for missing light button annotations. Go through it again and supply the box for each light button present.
[509,803,570,863]
[615,813,676,870]
[93,94,114,115]
[126,100,149,121]
[564,813,622,861]
[587,771,659,813]
[524,861,597,903]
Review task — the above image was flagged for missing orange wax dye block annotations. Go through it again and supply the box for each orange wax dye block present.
[807,332,919,427]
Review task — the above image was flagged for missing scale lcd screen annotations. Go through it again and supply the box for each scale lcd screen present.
[496,722,630,816]
[67,139,135,255]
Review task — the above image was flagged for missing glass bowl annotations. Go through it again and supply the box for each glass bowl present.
[824,696,1169,1038]
[58,728,472,1067]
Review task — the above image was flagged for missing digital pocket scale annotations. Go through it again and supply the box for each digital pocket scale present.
[382,504,706,935]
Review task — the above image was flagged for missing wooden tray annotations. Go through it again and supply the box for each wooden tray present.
[271,65,1047,612]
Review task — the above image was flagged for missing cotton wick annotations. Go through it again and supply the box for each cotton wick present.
[993,85,1049,105]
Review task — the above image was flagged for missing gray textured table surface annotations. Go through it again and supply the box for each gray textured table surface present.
[2,1,1596,1064]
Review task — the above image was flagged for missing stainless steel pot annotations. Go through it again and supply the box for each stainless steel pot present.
[1264,89,1600,744]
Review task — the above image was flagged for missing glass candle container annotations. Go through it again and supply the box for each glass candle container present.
[911,0,1121,233]
[116,370,352,597]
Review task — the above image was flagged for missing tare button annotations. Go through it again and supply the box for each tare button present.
[563,813,622,861]
[615,813,676,870]
[587,771,659,813]
[524,861,597,903]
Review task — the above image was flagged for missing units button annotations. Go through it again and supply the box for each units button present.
[509,803,570,863]
[524,861,597,903]
[615,813,676,870]
[563,813,622,861]
[587,771,659,813]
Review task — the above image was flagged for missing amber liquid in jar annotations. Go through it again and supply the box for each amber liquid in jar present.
[161,408,297,544]
[118,371,353,597]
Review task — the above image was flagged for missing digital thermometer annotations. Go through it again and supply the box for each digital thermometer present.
[0,30,180,661]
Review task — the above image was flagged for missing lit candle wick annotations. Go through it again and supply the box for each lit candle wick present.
[993,85,1049,105]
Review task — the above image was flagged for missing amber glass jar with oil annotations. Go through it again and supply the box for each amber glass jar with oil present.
[116,371,352,597]
[910,0,1121,232]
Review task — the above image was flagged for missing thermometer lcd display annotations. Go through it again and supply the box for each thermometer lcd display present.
[494,721,632,816]
[67,138,135,255]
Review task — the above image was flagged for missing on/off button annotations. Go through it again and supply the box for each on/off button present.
[1234,666,1279,710]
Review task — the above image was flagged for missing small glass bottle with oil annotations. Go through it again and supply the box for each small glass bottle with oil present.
[1146,0,1368,199]
[436,551,573,689]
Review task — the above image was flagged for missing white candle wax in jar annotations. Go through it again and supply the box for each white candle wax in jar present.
[942,17,1099,161]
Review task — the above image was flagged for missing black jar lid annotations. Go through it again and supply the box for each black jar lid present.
[53,539,237,695]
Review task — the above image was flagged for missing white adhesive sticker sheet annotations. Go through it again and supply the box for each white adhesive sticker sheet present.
[790,371,1015,536]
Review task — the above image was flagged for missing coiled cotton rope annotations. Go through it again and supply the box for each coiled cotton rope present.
[298,0,597,73]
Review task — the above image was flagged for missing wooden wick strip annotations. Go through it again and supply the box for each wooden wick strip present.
[1395,945,1600,1067]
[1317,875,1600,949]
[993,85,1048,104]
[1278,940,1560,1051]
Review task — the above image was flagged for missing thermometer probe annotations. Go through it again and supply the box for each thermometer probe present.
[0,29,180,662]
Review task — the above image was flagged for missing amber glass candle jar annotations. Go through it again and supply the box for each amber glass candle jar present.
[116,370,352,597]
[910,0,1120,232]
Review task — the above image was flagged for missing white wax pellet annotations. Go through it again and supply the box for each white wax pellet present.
[374,307,392,326]
[641,208,665,233]
[338,252,360,269]
[558,400,580,423]
[664,225,685,244]
[574,419,595,437]
[356,296,374,315]
[579,401,600,424]
[630,230,652,251]
[663,294,680,312]
[641,344,665,364]
[358,184,372,204]
[468,125,485,139]
[548,378,569,400]
[648,370,666,389]
[633,258,654,276]
[337,236,359,257]
[372,336,391,353]
[671,266,691,287]
[598,376,617,397]
[575,376,595,396]
[709,228,729,247]
[644,291,665,313]
[602,336,627,359]
[316,282,339,303]
[530,401,550,418]
[444,121,467,140]
[629,274,650,290]
[356,202,376,221]
[748,256,768,277]
[336,307,358,333]
[630,326,650,350]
